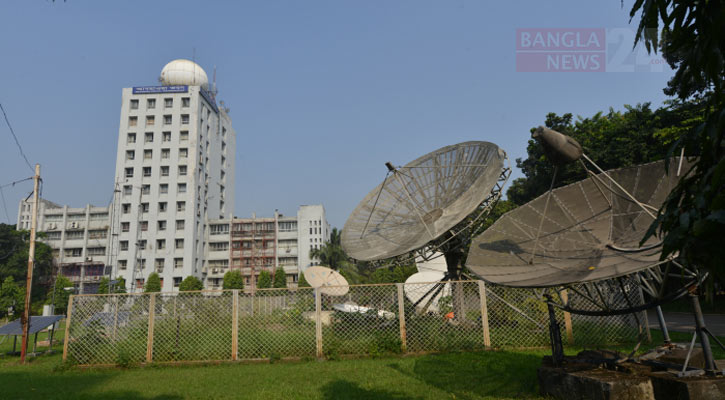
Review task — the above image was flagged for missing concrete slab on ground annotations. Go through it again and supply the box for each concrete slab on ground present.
[647,311,725,336]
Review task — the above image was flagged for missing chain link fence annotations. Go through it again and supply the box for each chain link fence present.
[63,281,646,366]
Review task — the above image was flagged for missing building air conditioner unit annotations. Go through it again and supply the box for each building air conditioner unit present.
[70,222,79,229]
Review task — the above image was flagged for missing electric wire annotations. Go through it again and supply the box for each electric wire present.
[0,103,34,173]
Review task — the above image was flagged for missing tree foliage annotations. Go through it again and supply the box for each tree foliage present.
[0,276,25,319]
[144,272,162,293]
[256,270,272,289]
[297,271,310,287]
[48,275,74,315]
[310,228,347,270]
[179,276,203,291]
[628,0,725,281]
[222,270,244,290]
[506,101,706,206]
[0,223,54,301]
[273,267,287,288]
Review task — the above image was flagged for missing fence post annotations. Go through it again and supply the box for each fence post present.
[396,283,407,353]
[638,287,652,342]
[146,293,156,363]
[560,289,574,345]
[62,294,75,361]
[315,288,323,358]
[232,290,239,361]
[477,281,491,348]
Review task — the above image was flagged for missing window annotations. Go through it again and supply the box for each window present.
[209,242,228,251]
[121,222,130,232]
[143,167,151,177]
[222,127,227,138]
[119,260,127,270]
[155,258,165,270]
[147,99,156,109]
[145,132,153,143]
[127,133,136,143]
[123,185,132,196]
[146,116,154,126]
[178,165,187,176]
[158,202,167,212]
[221,155,226,166]
[138,240,147,250]
[120,241,129,251]
[136,279,144,289]
[161,166,169,177]
[179,148,188,159]
[125,167,134,178]
[45,231,61,241]
[175,239,184,249]
[161,148,170,159]
[164,98,173,108]
[130,99,139,110]
[222,142,226,152]
[177,183,187,193]
[141,203,149,213]
[158,220,167,231]
[162,131,171,142]
[157,239,166,250]
[181,114,189,124]
[126,150,135,160]
[180,131,189,141]
[163,114,172,125]
[140,221,148,231]
[210,224,229,235]
[122,203,131,214]
[176,220,184,230]
[142,184,150,195]
[221,170,225,181]
[143,149,152,160]
[182,97,190,107]
[160,183,168,193]
[129,116,137,127]
[174,258,183,269]
[176,201,185,212]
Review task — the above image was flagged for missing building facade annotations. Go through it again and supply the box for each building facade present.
[112,60,236,292]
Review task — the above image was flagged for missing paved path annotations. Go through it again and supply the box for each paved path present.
[647,310,725,337]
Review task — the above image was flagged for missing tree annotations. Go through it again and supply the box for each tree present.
[0,276,25,319]
[98,277,110,294]
[48,275,74,315]
[310,228,347,270]
[273,267,287,288]
[144,272,161,293]
[298,271,310,287]
[506,101,705,206]
[179,276,203,291]
[0,223,54,301]
[256,270,272,289]
[222,270,244,290]
[628,1,725,282]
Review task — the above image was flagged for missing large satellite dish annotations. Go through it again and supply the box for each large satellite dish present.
[342,141,510,270]
[404,271,451,313]
[303,266,350,296]
[467,128,702,316]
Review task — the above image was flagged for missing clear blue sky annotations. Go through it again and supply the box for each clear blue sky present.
[0,1,673,229]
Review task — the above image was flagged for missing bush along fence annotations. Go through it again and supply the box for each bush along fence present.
[62,280,648,366]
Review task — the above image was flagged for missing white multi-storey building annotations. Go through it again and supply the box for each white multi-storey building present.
[113,59,236,292]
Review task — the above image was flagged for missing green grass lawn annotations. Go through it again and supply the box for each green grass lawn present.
[1,323,723,400]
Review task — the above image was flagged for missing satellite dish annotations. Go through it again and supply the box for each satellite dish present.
[341,141,510,279]
[415,252,447,273]
[467,156,702,315]
[303,266,350,296]
[404,271,451,313]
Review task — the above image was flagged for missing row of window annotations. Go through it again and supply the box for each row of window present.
[130,97,190,110]
[119,238,185,251]
[125,148,190,161]
[119,259,185,272]
[128,114,189,127]
[63,247,105,257]
[44,212,108,222]
[127,131,189,144]
[45,229,108,240]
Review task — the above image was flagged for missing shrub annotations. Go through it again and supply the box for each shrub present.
[273,267,287,288]
[179,276,203,291]
[257,270,272,289]
[223,270,244,290]
[144,272,162,293]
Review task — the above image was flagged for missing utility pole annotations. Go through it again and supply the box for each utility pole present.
[20,164,40,363]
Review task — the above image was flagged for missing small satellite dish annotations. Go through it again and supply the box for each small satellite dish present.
[303,266,350,296]
[415,252,447,273]
[404,271,451,313]
[342,141,510,280]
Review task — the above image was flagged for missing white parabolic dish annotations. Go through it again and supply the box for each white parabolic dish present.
[404,271,450,312]
[303,266,350,296]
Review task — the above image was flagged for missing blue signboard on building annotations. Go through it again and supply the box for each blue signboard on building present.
[132,85,188,94]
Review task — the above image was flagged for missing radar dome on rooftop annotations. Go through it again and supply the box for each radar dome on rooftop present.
[159,59,209,89]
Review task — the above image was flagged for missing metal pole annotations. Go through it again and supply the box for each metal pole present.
[396,283,407,353]
[690,294,717,375]
[20,164,40,363]
[545,295,564,366]
[655,305,671,344]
